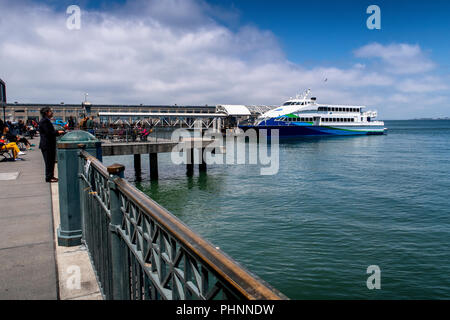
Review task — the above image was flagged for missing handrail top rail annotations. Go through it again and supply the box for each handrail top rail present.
[79,150,287,300]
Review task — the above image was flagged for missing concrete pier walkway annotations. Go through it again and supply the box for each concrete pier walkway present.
[0,148,58,299]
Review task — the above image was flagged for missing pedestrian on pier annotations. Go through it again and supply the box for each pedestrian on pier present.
[68,116,75,130]
[39,107,64,183]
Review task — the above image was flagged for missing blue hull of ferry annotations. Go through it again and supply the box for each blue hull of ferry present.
[238,125,385,137]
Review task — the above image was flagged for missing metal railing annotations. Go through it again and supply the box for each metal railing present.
[92,128,173,143]
[78,150,287,300]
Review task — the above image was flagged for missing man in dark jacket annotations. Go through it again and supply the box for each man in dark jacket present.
[39,107,64,182]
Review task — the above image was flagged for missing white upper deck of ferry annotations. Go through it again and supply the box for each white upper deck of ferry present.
[256,89,384,126]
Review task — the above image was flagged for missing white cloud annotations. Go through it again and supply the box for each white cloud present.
[354,43,435,75]
[397,76,447,93]
[0,0,448,119]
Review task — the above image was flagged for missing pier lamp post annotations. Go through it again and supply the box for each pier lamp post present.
[82,93,91,117]
[0,79,6,123]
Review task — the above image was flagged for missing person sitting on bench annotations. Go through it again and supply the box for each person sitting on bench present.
[0,138,23,160]
[2,126,34,150]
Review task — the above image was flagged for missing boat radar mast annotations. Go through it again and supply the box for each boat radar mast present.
[294,89,311,100]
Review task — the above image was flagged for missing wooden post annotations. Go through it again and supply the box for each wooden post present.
[149,153,158,180]
[199,147,207,172]
[186,147,194,176]
[134,154,141,181]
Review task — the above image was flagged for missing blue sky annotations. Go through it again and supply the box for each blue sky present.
[1,0,449,118]
[217,0,450,68]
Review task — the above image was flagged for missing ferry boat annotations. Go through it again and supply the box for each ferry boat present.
[239,90,387,136]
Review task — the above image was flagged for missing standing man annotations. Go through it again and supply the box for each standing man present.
[39,107,64,183]
[68,116,75,130]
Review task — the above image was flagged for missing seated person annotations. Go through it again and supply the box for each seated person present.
[0,138,23,160]
[2,126,34,150]
[140,128,152,141]
[26,125,37,138]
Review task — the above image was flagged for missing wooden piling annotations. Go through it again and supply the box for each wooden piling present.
[186,148,194,176]
[199,147,207,172]
[149,153,158,180]
[134,154,141,181]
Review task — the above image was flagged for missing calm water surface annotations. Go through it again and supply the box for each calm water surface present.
[103,120,450,299]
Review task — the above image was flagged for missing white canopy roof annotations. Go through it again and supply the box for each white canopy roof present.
[216,105,251,116]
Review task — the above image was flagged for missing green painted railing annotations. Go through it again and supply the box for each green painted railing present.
[78,150,287,300]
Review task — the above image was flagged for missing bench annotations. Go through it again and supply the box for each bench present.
[0,142,14,162]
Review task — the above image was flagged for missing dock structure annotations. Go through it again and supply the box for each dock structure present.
[101,138,214,180]
[4,102,274,130]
